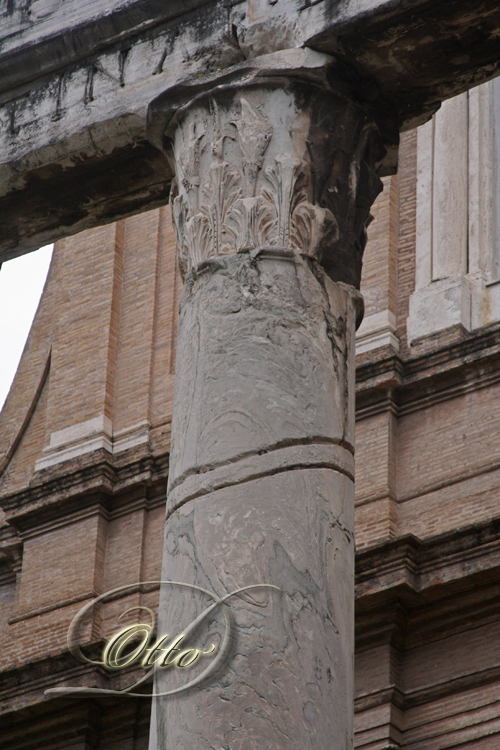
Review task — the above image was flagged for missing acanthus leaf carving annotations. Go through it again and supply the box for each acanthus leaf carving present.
[201,161,242,256]
[290,202,339,261]
[170,88,381,282]
[172,95,276,276]
[231,98,273,196]
[262,154,311,249]
[176,120,206,214]
[225,195,275,252]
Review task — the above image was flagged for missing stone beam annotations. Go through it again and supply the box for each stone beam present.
[2,0,500,263]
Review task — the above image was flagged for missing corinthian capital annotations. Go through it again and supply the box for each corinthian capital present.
[148,49,398,287]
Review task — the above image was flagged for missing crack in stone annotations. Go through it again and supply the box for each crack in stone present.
[169,434,354,494]
[166,460,352,521]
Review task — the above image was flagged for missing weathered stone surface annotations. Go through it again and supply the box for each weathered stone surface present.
[3,0,500,261]
[150,49,394,290]
[407,80,500,343]
[154,251,358,749]
[0,2,235,262]
[156,469,354,750]
[170,250,355,455]
[168,250,357,499]
[150,61,389,748]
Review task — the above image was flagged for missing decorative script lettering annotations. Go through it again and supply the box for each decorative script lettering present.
[44,580,280,699]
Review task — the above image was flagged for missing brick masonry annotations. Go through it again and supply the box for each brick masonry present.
[2,132,500,748]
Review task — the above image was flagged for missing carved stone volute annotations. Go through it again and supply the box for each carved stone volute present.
[148,49,398,287]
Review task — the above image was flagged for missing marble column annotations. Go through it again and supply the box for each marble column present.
[147,50,395,750]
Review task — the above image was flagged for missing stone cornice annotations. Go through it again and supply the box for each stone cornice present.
[0,644,150,715]
[0,448,168,535]
[356,517,500,648]
[355,662,500,713]
[355,321,500,419]
[0,0,212,97]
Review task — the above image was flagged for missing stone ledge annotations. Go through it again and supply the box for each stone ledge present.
[355,517,500,648]
[356,310,400,356]
[356,517,500,597]
[35,417,152,472]
[355,320,500,419]
[0,450,168,534]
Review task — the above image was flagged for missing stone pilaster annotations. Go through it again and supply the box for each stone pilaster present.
[147,49,396,749]
[407,80,500,344]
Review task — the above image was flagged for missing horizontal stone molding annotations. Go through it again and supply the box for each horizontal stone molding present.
[167,440,355,515]
[355,320,500,421]
[356,518,500,605]
[35,418,151,471]
[356,309,400,355]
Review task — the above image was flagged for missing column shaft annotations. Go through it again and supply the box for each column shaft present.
[146,50,395,750]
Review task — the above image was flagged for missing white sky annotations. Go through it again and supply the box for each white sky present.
[0,245,54,411]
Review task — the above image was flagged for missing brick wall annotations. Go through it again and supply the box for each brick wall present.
[2,125,500,748]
